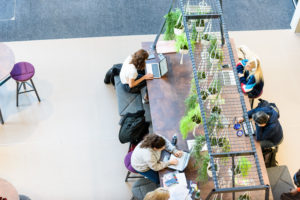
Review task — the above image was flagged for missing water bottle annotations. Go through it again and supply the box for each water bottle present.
[171,134,177,146]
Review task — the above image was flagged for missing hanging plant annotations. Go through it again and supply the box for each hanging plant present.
[197,71,206,80]
[164,9,182,40]
[238,193,251,200]
[179,104,202,139]
[234,157,252,178]
[211,105,221,114]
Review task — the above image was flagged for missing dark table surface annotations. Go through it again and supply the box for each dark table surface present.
[142,40,273,200]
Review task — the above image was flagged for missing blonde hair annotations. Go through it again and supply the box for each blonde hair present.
[144,187,170,200]
[247,57,263,83]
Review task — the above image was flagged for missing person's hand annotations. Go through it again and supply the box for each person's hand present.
[174,150,183,158]
[237,117,244,123]
[238,73,244,78]
[144,73,154,80]
[169,158,178,165]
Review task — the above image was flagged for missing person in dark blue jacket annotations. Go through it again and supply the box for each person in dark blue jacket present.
[238,106,283,149]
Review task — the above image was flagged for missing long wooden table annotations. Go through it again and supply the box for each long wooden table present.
[143,40,273,200]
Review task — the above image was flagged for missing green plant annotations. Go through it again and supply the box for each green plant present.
[196,19,205,27]
[175,33,195,52]
[210,49,224,64]
[208,35,217,53]
[184,93,198,113]
[208,79,221,96]
[199,153,210,181]
[211,105,221,114]
[197,71,206,80]
[238,193,251,200]
[164,9,182,40]
[179,104,202,139]
[206,113,224,134]
[201,90,209,100]
[202,33,210,41]
[235,157,252,178]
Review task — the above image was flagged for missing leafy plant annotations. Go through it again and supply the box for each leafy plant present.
[184,93,198,113]
[210,49,224,64]
[211,105,221,114]
[201,90,209,100]
[238,193,251,200]
[197,71,206,80]
[198,152,210,182]
[179,104,202,139]
[164,9,182,40]
[202,33,210,41]
[235,157,252,178]
[208,35,217,53]
[196,19,205,27]
[206,113,224,134]
[175,33,195,52]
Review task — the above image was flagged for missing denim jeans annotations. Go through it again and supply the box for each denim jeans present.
[122,71,146,93]
[136,169,160,184]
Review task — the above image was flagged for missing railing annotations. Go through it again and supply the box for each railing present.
[153,0,270,199]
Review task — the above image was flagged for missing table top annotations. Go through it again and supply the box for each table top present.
[0,43,15,83]
[0,178,19,200]
[142,40,273,200]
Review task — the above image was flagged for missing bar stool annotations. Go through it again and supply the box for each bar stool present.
[10,62,41,106]
[124,151,143,182]
[0,108,3,124]
[249,90,263,109]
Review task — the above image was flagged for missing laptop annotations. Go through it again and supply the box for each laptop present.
[161,150,191,172]
[146,54,168,78]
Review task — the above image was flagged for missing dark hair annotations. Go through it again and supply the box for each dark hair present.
[140,134,166,149]
[130,49,149,70]
[253,111,269,125]
[294,169,300,187]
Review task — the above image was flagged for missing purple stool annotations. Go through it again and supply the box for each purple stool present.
[124,151,143,182]
[10,62,41,106]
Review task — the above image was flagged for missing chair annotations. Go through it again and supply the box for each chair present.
[0,108,3,124]
[249,90,263,109]
[124,151,143,182]
[10,62,41,106]
[131,178,158,200]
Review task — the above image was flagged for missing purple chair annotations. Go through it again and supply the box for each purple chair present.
[124,151,143,182]
[10,62,41,106]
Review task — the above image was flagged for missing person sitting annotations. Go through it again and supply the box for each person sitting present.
[280,169,300,199]
[236,57,264,99]
[119,49,153,94]
[144,187,170,200]
[131,134,183,184]
[238,104,283,149]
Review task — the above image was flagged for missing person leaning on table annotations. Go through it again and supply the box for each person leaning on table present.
[131,134,183,184]
[238,104,283,149]
[119,49,153,94]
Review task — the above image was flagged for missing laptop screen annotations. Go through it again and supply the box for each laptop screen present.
[159,57,168,76]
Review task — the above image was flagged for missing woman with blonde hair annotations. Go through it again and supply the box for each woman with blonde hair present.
[236,56,264,98]
[144,187,170,200]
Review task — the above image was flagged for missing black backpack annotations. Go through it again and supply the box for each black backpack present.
[257,98,280,118]
[119,110,149,145]
[104,63,122,86]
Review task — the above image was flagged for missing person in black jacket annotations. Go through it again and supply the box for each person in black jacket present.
[238,105,283,149]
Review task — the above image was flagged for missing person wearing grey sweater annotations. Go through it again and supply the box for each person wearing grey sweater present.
[131,134,183,184]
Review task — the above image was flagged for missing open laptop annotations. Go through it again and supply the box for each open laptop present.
[146,54,168,78]
[161,150,191,172]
